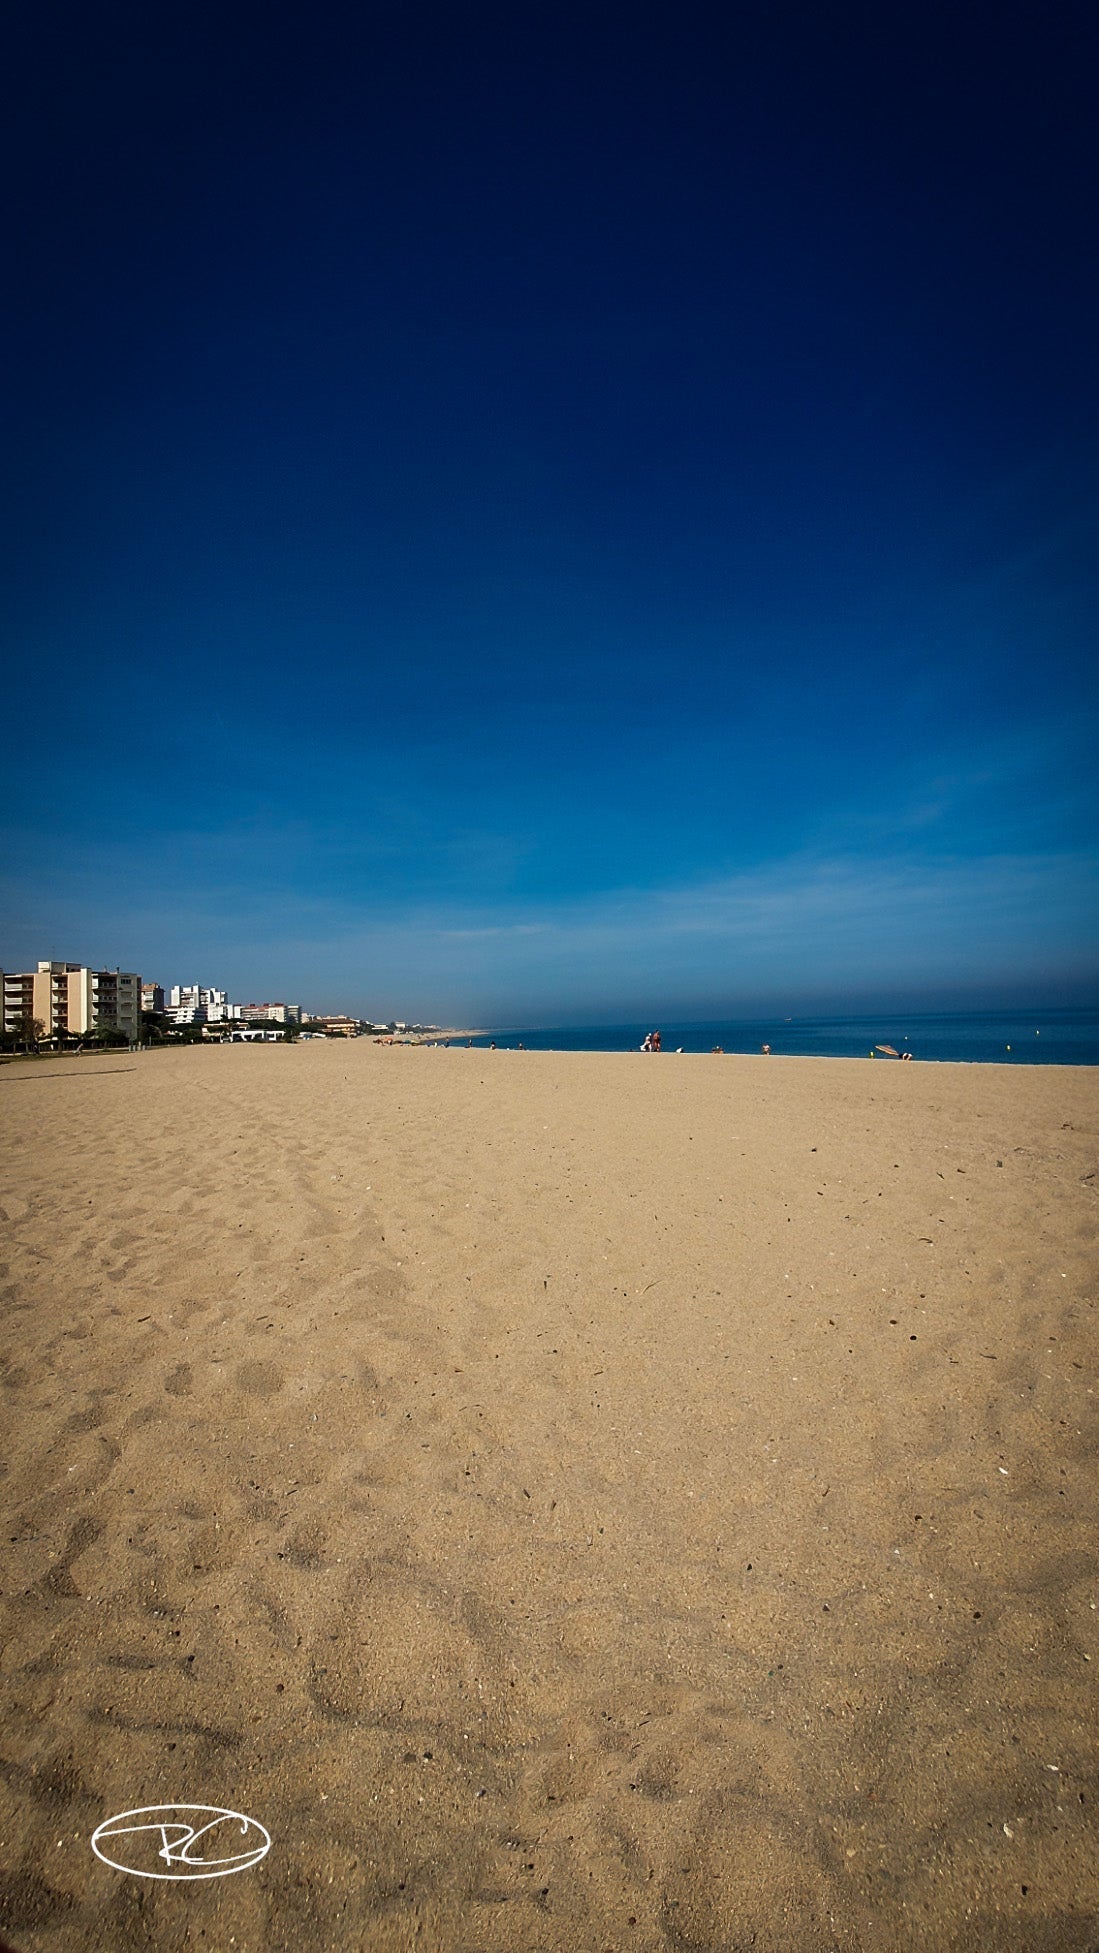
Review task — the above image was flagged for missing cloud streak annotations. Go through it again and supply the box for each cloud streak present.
[400,848,1098,1019]
[7,841,1090,1023]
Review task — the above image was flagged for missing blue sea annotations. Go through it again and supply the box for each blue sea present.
[465,1007,1099,1065]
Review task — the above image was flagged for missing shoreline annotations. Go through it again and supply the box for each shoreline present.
[412,1041,1095,1069]
[3,1038,1092,1076]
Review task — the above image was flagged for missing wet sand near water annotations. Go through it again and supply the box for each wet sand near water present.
[1,1040,1097,1950]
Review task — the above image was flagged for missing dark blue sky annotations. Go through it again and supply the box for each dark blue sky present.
[3,3,1096,1021]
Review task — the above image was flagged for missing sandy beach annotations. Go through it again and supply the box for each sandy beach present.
[1,1040,1096,1951]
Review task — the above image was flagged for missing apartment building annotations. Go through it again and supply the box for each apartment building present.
[95,969,142,1040]
[240,1001,302,1024]
[166,984,239,1026]
[1,969,37,1032]
[141,982,165,1013]
[1,962,141,1041]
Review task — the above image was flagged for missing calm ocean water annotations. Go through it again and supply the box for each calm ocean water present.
[466,1008,1099,1065]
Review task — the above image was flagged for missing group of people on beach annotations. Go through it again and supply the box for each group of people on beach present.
[640,1030,662,1052]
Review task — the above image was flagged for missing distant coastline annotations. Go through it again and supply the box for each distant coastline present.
[404,1028,489,1044]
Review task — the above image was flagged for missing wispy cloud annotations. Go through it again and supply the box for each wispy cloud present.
[3,828,1094,1021]
[377,847,1097,1019]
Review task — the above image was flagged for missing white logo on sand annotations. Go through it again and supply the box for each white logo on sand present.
[91,1805,271,1881]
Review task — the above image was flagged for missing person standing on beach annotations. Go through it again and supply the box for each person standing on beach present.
[651,1029,662,1052]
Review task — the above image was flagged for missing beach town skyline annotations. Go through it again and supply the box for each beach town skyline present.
[3,946,1097,1066]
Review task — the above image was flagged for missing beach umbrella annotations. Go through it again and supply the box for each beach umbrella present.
[875,1044,900,1057]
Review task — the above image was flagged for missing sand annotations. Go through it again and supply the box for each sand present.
[1,1040,1097,1951]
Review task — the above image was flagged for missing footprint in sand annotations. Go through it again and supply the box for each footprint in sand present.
[234,1360,285,1396]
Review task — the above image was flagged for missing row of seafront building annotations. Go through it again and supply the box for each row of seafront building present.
[1,962,306,1043]
[1,960,372,1044]
[2,961,142,1042]
[148,984,303,1028]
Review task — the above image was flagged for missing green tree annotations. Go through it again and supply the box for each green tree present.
[12,1014,47,1052]
[92,1023,129,1048]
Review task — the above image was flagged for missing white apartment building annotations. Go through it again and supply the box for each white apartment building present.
[239,1001,302,1024]
[166,984,240,1026]
[2,962,142,1041]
